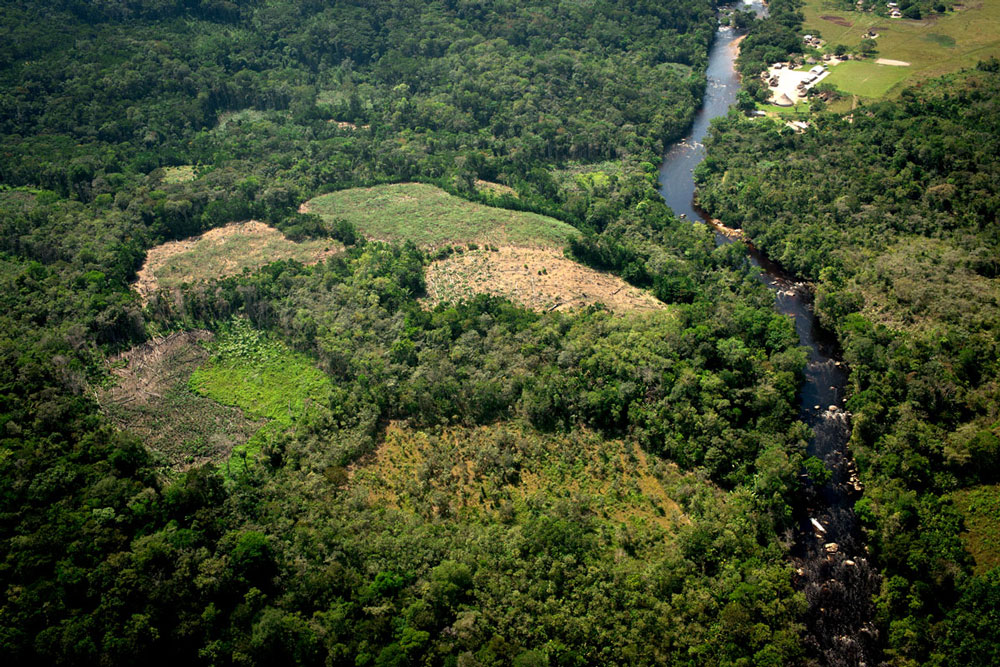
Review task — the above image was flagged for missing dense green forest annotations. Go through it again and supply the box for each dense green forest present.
[4,0,998,663]
[697,59,1000,664]
[0,0,828,664]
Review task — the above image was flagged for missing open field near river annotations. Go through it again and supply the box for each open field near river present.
[803,0,1000,97]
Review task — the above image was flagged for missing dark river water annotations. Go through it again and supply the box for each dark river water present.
[657,4,881,665]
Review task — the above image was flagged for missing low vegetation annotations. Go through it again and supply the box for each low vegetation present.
[303,183,579,248]
[135,221,341,302]
[424,246,665,313]
[951,484,1000,575]
[352,422,686,529]
[189,318,336,468]
[98,331,262,469]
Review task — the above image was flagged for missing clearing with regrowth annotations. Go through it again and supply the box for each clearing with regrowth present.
[135,220,341,302]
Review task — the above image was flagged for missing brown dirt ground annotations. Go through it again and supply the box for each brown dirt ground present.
[423,246,665,313]
[98,331,263,469]
[135,220,340,303]
[821,15,853,27]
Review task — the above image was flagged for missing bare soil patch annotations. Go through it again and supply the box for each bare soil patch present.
[821,15,853,27]
[875,58,911,66]
[135,220,341,303]
[424,246,665,313]
[98,331,263,469]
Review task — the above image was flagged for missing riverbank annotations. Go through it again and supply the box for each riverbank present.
[658,4,882,663]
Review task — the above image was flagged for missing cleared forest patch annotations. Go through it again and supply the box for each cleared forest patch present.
[350,422,686,530]
[135,221,340,302]
[424,246,665,313]
[303,183,578,247]
[98,331,263,469]
[475,179,518,198]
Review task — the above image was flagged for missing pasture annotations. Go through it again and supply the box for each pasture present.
[303,183,579,248]
[802,0,1000,97]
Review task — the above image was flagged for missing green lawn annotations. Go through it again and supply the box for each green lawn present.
[801,0,1000,98]
[305,182,579,248]
[823,60,913,97]
[951,483,1000,575]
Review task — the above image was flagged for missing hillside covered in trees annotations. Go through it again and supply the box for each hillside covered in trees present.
[4,0,1000,664]
[0,0,825,664]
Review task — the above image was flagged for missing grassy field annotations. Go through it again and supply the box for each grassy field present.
[136,221,339,301]
[951,483,1000,575]
[351,421,687,530]
[304,183,579,248]
[823,59,913,97]
[759,100,814,116]
[802,0,1000,98]
[189,319,335,470]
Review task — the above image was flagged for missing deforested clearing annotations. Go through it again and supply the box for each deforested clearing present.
[303,182,578,247]
[424,245,665,313]
[135,221,341,302]
[97,331,263,470]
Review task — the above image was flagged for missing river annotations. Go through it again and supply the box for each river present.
[657,4,881,665]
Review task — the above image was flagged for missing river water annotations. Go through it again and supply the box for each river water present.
[657,4,881,665]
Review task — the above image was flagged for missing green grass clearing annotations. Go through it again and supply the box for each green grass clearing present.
[823,60,913,97]
[305,182,579,248]
[951,483,1000,575]
[189,319,335,473]
[759,101,813,115]
[801,0,1000,98]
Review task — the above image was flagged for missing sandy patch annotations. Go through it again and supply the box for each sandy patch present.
[730,34,747,56]
[135,221,340,303]
[424,246,665,313]
[766,65,831,104]
[875,58,911,66]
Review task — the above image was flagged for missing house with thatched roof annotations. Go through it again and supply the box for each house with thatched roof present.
[774,93,794,107]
